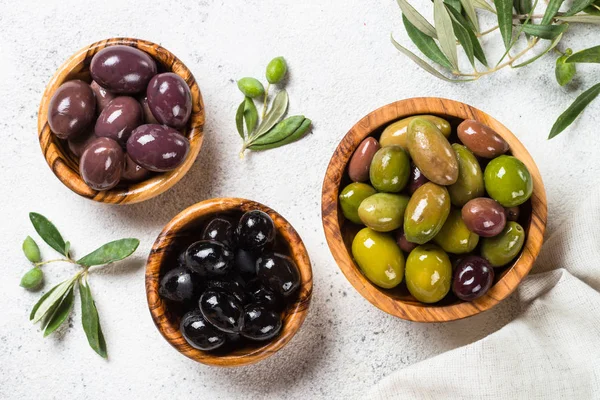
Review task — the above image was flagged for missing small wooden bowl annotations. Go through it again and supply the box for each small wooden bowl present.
[146,198,313,366]
[37,37,205,204]
[322,97,547,322]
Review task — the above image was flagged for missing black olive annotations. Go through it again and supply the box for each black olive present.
[256,252,300,298]
[206,279,246,304]
[158,266,201,303]
[235,210,276,251]
[201,217,236,247]
[245,279,282,311]
[241,304,282,341]
[234,248,257,279]
[180,310,226,351]
[199,290,244,333]
[185,240,234,277]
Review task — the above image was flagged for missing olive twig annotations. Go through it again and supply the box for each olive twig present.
[34,258,78,267]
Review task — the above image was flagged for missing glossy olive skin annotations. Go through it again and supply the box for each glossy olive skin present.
[405,244,452,303]
[452,256,494,301]
[462,197,507,237]
[146,72,192,129]
[241,304,282,341]
[68,130,97,157]
[90,81,115,114]
[79,137,124,191]
[202,217,236,247]
[457,120,509,158]
[234,249,257,279]
[48,80,96,139]
[236,210,276,251]
[348,137,380,182]
[505,206,520,222]
[95,96,143,147]
[256,253,300,298]
[448,144,484,207]
[358,193,410,232]
[199,290,244,333]
[369,146,411,192]
[481,221,525,267]
[121,154,151,182]
[139,96,159,124]
[407,118,458,185]
[352,228,404,289]
[126,124,190,172]
[396,228,417,253]
[404,182,451,244]
[484,155,533,207]
[206,279,246,305]
[339,182,377,224]
[433,209,479,254]
[408,164,429,195]
[180,310,226,351]
[158,266,200,303]
[245,279,281,311]
[90,45,157,94]
[185,240,234,276]
[379,115,451,149]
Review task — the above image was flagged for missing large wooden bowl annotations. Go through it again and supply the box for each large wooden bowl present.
[146,198,313,366]
[37,37,205,204]
[322,97,547,322]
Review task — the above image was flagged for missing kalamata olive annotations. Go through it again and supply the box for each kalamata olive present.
[236,210,276,251]
[68,130,97,157]
[180,310,226,351]
[95,96,143,147]
[90,81,115,114]
[235,249,257,278]
[206,280,246,304]
[241,304,282,341]
[126,124,190,172]
[348,137,380,182]
[505,206,520,221]
[90,45,157,94]
[146,72,192,129]
[185,240,234,277]
[199,290,244,333]
[121,154,151,182]
[408,164,429,195]
[395,228,417,254]
[452,256,494,301]
[202,217,235,247]
[462,197,507,237]
[79,137,124,191]
[245,279,282,311]
[256,252,300,298]
[139,96,159,124]
[48,80,96,139]
[158,266,201,303]
[457,120,509,158]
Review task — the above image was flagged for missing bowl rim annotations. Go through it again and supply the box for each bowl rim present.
[37,37,205,205]
[321,97,547,322]
[146,198,313,366]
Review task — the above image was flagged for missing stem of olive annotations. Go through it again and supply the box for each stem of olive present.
[261,83,270,120]
[34,258,78,267]
[477,25,499,37]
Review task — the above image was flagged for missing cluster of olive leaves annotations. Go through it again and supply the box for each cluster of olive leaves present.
[20,213,139,358]
[236,57,312,157]
[393,0,600,138]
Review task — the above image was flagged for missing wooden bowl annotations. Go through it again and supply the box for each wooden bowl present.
[37,37,205,204]
[321,97,547,322]
[146,198,313,366]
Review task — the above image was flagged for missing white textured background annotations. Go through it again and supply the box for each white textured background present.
[0,0,597,399]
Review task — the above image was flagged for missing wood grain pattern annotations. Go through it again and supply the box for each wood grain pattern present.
[146,198,313,367]
[37,37,205,204]
[321,97,547,322]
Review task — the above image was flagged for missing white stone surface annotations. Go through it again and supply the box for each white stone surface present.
[0,0,597,399]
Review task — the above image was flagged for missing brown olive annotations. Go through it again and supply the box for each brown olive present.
[348,137,380,182]
[48,80,96,140]
[457,120,509,158]
[461,197,507,237]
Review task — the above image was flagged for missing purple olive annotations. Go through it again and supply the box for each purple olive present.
[90,45,157,94]
[139,96,159,124]
[90,81,115,114]
[395,228,417,253]
[48,80,96,139]
[505,206,520,222]
[95,96,143,147]
[408,164,429,195]
[126,124,190,172]
[79,137,124,191]
[121,154,151,182]
[452,256,494,301]
[462,197,507,237]
[146,72,192,129]
[68,130,97,157]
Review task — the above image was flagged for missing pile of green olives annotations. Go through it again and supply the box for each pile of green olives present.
[341,116,532,304]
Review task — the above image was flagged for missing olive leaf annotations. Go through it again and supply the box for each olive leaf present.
[564,0,598,16]
[446,6,488,66]
[403,15,453,69]
[450,10,475,65]
[522,23,569,39]
[396,0,438,38]
[584,1,600,14]
[459,0,480,30]
[541,0,564,24]
[549,82,600,139]
[43,285,74,337]
[30,276,77,323]
[444,0,462,12]
[513,0,533,15]
[434,0,459,70]
[493,0,514,49]
[471,0,496,13]
[29,213,67,256]
[250,90,289,142]
[77,238,140,267]
[556,14,600,23]
[249,117,312,151]
[565,45,600,63]
[512,32,564,68]
[556,54,576,86]
[235,100,245,139]
[80,279,107,358]
[243,97,258,135]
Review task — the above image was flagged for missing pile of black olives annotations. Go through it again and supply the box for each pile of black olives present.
[47,45,193,191]
[159,210,301,352]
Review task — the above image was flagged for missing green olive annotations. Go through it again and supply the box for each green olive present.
[266,57,287,84]
[379,115,451,149]
[339,182,377,224]
[480,221,525,267]
[369,146,411,192]
[433,209,479,254]
[358,193,410,232]
[405,244,452,303]
[407,118,458,185]
[484,155,533,207]
[237,77,265,98]
[448,144,484,207]
[404,182,451,244]
[352,228,404,289]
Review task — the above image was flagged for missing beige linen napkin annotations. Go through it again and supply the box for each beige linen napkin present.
[370,193,600,399]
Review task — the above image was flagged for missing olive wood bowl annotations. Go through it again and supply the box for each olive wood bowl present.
[146,198,313,366]
[321,97,547,322]
[38,37,205,204]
